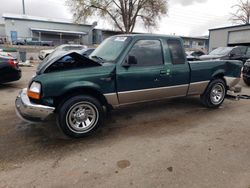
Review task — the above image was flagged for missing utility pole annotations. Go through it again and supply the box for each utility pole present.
[22,0,26,14]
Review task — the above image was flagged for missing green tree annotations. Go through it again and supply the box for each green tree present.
[66,0,168,33]
[230,0,250,24]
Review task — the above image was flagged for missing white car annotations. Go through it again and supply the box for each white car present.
[38,49,54,60]
[38,44,88,60]
[0,51,13,58]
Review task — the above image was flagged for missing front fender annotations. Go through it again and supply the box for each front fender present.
[62,81,102,95]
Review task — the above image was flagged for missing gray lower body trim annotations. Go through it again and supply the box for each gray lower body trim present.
[187,81,210,95]
[104,93,119,106]
[104,77,241,107]
[118,84,189,105]
[104,84,189,107]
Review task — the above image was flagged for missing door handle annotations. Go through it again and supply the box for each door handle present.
[160,70,167,75]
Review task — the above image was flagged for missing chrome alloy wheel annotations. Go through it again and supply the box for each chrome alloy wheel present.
[210,83,225,105]
[66,102,99,133]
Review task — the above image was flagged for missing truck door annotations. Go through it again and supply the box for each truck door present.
[116,38,188,105]
[116,39,168,104]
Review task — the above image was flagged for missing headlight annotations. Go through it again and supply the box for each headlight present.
[28,81,41,100]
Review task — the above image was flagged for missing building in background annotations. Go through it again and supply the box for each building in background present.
[93,29,209,52]
[93,29,124,44]
[209,24,250,52]
[2,13,97,45]
[0,23,5,44]
[1,13,209,51]
[182,36,209,52]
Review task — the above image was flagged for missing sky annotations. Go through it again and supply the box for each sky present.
[0,0,241,37]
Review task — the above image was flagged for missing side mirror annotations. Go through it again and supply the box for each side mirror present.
[123,55,137,67]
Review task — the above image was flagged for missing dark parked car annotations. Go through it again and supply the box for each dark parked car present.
[13,38,54,46]
[242,59,250,86]
[0,55,21,84]
[186,50,205,61]
[200,46,250,63]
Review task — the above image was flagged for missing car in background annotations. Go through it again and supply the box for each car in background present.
[0,50,13,58]
[242,59,250,86]
[13,38,54,46]
[200,46,250,63]
[26,38,54,46]
[0,54,21,84]
[39,44,88,60]
[12,39,26,45]
[186,50,205,61]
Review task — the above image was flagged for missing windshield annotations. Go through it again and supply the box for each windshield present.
[90,36,131,62]
[209,47,234,56]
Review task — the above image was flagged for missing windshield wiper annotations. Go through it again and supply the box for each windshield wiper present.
[91,56,106,64]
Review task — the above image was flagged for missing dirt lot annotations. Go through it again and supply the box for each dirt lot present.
[1,65,250,188]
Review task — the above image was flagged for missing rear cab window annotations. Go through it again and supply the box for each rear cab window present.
[167,39,186,65]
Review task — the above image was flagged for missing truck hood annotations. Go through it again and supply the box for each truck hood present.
[199,54,226,61]
[36,51,101,75]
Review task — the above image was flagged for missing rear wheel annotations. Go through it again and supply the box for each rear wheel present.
[57,95,104,138]
[200,79,226,108]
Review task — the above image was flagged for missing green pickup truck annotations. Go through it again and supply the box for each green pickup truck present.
[16,34,242,138]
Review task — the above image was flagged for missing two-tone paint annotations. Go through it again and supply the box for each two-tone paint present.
[30,34,242,109]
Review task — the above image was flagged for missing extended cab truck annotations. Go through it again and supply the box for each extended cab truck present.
[15,34,242,138]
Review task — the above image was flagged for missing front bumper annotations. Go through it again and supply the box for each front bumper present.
[15,88,55,122]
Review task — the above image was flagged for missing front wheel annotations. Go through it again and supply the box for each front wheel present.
[200,79,226,108]
[57,95,104,138]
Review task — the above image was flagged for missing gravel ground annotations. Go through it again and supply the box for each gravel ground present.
[1,65,250,188]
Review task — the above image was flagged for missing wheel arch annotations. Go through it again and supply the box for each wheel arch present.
[54,87,109,112]
[211,72,227,88]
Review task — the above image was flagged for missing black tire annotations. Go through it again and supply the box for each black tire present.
[200,79,226,108]
[243,77,250,86]
[57,95,104,138]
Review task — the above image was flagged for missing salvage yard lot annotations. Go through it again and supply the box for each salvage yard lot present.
[1,65,250,187]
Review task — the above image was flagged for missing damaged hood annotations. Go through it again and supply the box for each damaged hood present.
[36,51,101,75]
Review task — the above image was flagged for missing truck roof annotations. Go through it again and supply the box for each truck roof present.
[114,34,182,40]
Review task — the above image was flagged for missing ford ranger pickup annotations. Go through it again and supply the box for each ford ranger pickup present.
[15,34,242,138]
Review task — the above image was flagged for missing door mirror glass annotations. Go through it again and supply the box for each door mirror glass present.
[128,55,137,65]
[123,55,137,67]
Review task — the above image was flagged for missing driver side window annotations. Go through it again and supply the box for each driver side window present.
[127,40,164,67]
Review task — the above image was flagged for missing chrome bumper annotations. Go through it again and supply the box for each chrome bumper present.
[15,88,55,122]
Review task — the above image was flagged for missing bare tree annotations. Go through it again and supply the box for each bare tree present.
[66,0,168,33]
[230,0,250,24]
